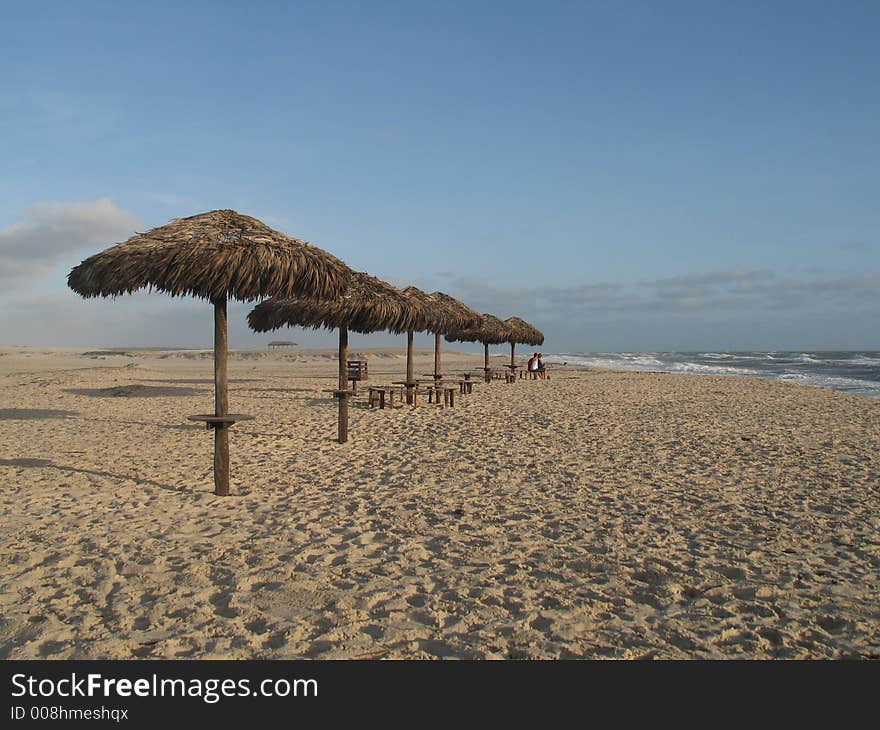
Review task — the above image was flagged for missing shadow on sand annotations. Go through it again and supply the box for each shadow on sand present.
[140,378,257,385]
[65,385,207,398]
[0,457,189,493]
[0,408,79,420]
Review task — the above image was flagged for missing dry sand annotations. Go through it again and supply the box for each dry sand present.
[0,346,878,659]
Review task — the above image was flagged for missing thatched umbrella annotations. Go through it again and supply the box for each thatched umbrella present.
[425,292,481,380]
[68,209,351,496]
[398,287,433,403]
[398,287,480,400]
[445,313,510,382]
[503,316,545,374]
[248,272,417,443]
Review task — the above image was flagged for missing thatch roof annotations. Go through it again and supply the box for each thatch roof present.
[428,292,482,332]
[400,287,482,334]
[504,317,545,346]
[248,272,417,335]
[68,209,352,302]
[444,313,510,345]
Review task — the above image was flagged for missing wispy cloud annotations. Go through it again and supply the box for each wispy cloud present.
[434,268,880,321]
[0,199,141,286]
[647,269,775,289]
[837,242,871,253]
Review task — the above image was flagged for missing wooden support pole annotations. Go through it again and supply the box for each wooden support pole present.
[510,341,515,368]
[434,331,441,379]
[213,297,230,496]
[484,342,490,382]
[406,329,415,404]
[338,327,349,443]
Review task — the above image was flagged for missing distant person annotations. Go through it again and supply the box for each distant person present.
[536,353,547,380]
[527,353,539,376]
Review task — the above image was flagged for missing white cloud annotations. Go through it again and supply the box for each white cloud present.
[0,198,141,285]
[648,269,775,289]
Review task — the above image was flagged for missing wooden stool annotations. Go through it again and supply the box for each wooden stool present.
[368,386,394,409]
[443,386,457,407]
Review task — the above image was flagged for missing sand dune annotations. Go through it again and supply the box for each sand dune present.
[0,346,878,659]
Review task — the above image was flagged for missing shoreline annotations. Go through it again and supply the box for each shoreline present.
[5,345,877,399]
[543,351,880,400]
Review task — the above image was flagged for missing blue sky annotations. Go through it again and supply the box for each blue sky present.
[1,0,877,351]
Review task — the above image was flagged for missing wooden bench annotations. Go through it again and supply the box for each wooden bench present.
[427,384,457,407]
[391,380,420,406]
[367,386,397,409]
[408,386,428,408]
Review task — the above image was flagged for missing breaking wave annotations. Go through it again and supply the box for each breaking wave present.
[542,351,880,398]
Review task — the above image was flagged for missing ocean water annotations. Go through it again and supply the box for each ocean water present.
[540,351,880,399]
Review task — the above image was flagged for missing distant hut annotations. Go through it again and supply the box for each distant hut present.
[445,313,510,382]
[68,209,351,495]
[503,317,545,375]
[248,272,417,443]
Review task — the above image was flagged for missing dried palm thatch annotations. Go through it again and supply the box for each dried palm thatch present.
[445,313,511,381]
[444,313,510,346]
[66,209,353,497]
[248,272,418,444]
[426,291,481,379]
[427,291,483,333]
[248,272,415,335]
[397,288,481,382]
[399,287,481,334]
[504,316,545,347]
[503,316,545,372]
[68,209,351,302]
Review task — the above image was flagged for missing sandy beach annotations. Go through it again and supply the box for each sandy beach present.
[0,346,877,659]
